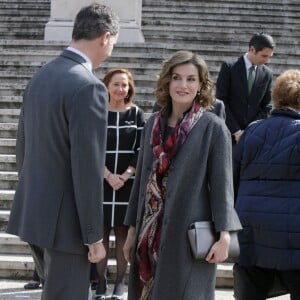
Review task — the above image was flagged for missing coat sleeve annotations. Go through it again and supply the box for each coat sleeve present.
[124,121,148,227]
[216,62,241,134]
[207,121,242,232]
[68,81,108,244]
[16,105,25,175]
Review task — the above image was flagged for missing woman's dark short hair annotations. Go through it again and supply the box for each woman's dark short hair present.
[155,50,214,108]
[72,4,119,41]
[249,33,275,52]
[103,69,135,104]
[272,69,300,110]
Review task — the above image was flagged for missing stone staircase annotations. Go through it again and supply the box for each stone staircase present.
[0,0,50,40]
[0,0,299,287]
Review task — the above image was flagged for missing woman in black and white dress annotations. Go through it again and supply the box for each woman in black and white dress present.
[95,69,145,300]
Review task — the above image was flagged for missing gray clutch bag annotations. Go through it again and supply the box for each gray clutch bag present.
[187,221,240,259]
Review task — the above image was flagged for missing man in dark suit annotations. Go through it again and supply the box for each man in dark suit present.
[216,33,275,144]
[6,4,119,300]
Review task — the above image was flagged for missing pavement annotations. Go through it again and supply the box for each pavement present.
[0,279,290,299]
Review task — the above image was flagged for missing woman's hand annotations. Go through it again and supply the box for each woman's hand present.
[119,171,132,182]
[119,167,135,183]
[205,231,230,263]
[106,173,124,191]
[123,226,136,263]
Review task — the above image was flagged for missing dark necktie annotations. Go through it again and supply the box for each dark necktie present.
[248,65,255,93]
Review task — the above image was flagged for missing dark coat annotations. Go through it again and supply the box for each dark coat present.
[7,50,108,255]
[125,111,241,300]
[216,55,272,134]
[233,109,300,270]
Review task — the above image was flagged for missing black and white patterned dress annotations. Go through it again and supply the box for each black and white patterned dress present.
[104,105,145,227]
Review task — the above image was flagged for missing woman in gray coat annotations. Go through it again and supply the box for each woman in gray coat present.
[123,51,241,300]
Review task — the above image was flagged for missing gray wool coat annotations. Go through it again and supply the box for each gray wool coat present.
[124,111,242,300]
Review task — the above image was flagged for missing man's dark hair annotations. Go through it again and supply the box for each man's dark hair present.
[72,4,119,41]
[249,33,275,52]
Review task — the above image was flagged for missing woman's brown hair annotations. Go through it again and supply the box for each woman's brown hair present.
[155,50,214,108]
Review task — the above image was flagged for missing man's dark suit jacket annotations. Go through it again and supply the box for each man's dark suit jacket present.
[7,50,108,255]
[215,55,272,135]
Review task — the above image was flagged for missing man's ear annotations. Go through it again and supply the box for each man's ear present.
[249,45,256,54]
[99,32,111,46]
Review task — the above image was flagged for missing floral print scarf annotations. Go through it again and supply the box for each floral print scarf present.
[136,100,204,299]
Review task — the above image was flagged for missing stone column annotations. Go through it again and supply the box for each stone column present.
[44,0,144,43]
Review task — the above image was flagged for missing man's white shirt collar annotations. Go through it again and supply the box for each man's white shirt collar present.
[244,53,256,71]
[66,47,93,72]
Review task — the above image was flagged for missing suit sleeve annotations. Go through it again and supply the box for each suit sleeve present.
[254,71,273,120]
[233,132,246,202]
[216,62,241,134]
[68,82,108,244]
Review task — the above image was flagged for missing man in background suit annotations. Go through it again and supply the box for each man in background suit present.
[7,4,119,300]
[216,33,275,144]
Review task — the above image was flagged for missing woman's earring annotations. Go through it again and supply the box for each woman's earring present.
[197,90,201,96]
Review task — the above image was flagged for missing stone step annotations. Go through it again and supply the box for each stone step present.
[0,109,20,123]
[0,250,234,286]
[0,39,66,51]
[0,16,49,24]
[143,0,300,10]
[0,22,45,29]
[144,27,300,47]
[0,70,157,85]
[0,233,116,256]
[0,253,129,281]
[0,95,154,111]
[0,190,15,210]
[0,96,22,104]
[0,139,16,155]
[0,79,155,99]
[0,9,49,17]
[0,154,16,171]
[0,123,17,138]
[0,233,29,255]
[143,0,299,10]
[142,24,299,40]
[142,11,300,25]
[0,253,33,279]
[1,49,300,68]
[0,3,49,9]
[1,46,299,72]
[0,0,49,2]
[142,4,300,16]
[0,33,44,40]
[1,40,299,59]
[2,39,300,55]
[0,171,18,190]
[0,210,10,231]
[0,84,156,103]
